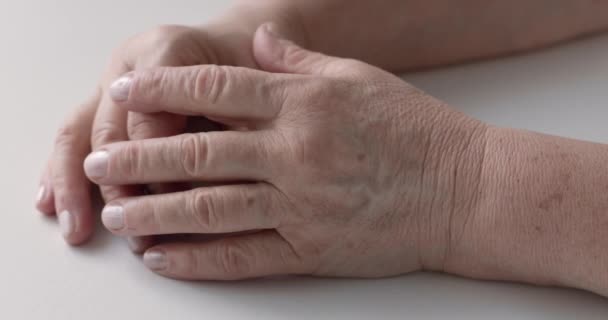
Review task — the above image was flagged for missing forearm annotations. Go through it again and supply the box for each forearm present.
[449,127,608,296]
[221,0,608,72]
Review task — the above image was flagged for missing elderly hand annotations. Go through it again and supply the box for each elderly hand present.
[83,24,488,280]
[35,5,304,249]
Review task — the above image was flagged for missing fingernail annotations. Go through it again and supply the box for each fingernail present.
[143,250,167,271]
[109,73,133,101]
[127,237,146,253]
[58,210,75,238]
[36,185,46,203]
[84,151,109,179]
[102,205,124,230]
[263,22,280,38]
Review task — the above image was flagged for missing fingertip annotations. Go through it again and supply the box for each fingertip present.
[253,22,333,76]
[59,209,95,246]
[35,183,55,216]
[128,236,155,254]
[83,150,109,182]
[109,72,133,103]
[143,247,169,272]
[53,184,96,245]
[253,22,287,73]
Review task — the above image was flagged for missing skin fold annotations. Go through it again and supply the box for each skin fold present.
[36,0,608,296]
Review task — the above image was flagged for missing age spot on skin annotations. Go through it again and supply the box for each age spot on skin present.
[246,196,256,208]
[538,192,564,211]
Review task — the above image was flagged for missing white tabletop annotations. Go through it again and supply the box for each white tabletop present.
[2,1,608,319]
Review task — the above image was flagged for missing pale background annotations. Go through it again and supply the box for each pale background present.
[2,1,608,319]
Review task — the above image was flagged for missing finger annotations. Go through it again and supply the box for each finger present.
[84,131,273,185]
[128,111,188,195]
[51,90,100,244]
[108,65,286,122]
[127,111,188,252]
[127,236,155,254]
[127,112,186,141]
[91,93,142,203]
[253,22,361,77]
[102,183,280,236]
[93,93,146,252]
[143,230,306,280]
[36,160,55,215]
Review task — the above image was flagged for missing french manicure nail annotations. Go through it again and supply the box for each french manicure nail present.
[36,185,46,203]
[58,210,75,238]
[84,151,109,179]
[143,250,168,271]
[102,205,124,230]
[109,74,133,101]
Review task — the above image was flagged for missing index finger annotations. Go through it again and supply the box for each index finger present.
[109,66,289,122]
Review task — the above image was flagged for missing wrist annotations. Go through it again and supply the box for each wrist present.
[445,127,608,295]
[440,127,559,284]
[211,1,309,46]
[411,105,489,273]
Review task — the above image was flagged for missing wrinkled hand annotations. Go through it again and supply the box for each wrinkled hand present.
[36,22,260,248]
[84,24,488,280]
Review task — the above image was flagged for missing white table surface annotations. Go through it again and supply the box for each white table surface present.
[2,1,608,319]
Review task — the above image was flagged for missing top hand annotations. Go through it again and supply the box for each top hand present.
[84,24,488,280]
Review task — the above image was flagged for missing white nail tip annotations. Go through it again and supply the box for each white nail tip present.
[58,210,74,238]
[36,186,45,203]
[109,75,132,101]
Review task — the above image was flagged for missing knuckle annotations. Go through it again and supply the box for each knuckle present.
[189,189,221,232]
[91,121,124,147]
[117,143,142,177]
[49,170,70,192]
[54,124,79,150]
[136,67,172,103]
[51,174,88,209]
[144,25,202,64]
[148,203,164,231]
[179,134,207,177]
[128,115,158,139]
[194,65,229,106]
[216,242,251,277]
[181,247,202,276]
[282,45,310,68]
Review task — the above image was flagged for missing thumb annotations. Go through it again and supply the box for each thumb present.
[253,22,343,76]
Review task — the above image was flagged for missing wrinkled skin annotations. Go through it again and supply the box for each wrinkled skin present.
[35,19,283,249]
[83,24,487,280]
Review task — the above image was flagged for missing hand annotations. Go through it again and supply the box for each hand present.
[35,25,225,247]
[35,7,304,247]
[85,24,488,280]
